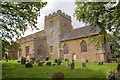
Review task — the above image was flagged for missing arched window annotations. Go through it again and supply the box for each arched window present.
[38,45,42,56]
[81,40,87,52]
[63,43,68,54]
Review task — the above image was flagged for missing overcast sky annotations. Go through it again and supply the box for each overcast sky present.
[23,0,86,37]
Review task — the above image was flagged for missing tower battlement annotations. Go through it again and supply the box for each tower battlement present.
[45,10,71,20]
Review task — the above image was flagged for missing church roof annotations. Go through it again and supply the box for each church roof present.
[60,26,100,41]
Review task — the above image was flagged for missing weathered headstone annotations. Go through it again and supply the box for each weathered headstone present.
[70,60,75,70]
[45,56,49,61]
[30,60,34,64]
[65,58,68,61]
[21,57,26,65]
[46,61,51,66]
[36,59,40,64]
[52,64,56,66]
[98,62,101,65]
[57,59,62,65]
[54,59,58,63]
[82,63,86,68]
[70,63,75,70]
[52,72,64,80]
[25,62,33,68]
[67,60,70,66]
[101,62,103,65]
[38,62,43,66]
[65,58,69,62]
[86,60,88,63]
[17,60,20,63]
[117,64,120,73]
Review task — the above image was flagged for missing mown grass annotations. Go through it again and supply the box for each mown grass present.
[1,60,117,79]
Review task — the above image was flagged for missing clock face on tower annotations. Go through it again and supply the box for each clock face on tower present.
[50,29,54,34]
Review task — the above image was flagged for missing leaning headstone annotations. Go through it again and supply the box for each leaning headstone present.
[52,72,64,80]
[82,63,86,68]
[70,60,75,70]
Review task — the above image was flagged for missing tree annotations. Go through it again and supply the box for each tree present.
[74,1,120,56]
[0,1,47,58]
[0,1,47,40]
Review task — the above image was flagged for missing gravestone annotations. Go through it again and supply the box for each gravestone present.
[46,61,51,66]
[26,60,29,63]
[52,72,64,80]
[21,57,26,65]
[17,60,20,63]
[57,59,62,65]
[65,58,68,61]
[36,59,40,64]
[29,59,34,64]
[67,60,70,66]
[86,60,88,63]
[25,62,33,68]
[54,59,58,63]
[82,63,86,68]
[101,62,103,65]
[42,61,45,63]
[45,56,49,61]
[70,60,75,70]
[65,58,69,62]
[98,62,101,65]
[52,64,56,66]
[117,64,120,73]
[38,62,43,66]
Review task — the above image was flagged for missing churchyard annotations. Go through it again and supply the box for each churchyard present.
[1,58,118,79]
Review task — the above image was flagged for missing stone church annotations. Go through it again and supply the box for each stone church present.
[17,10,112,62]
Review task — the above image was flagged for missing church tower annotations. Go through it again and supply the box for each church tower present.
[44,10,73,59]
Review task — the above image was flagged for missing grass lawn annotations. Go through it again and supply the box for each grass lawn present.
[1,60,117,79]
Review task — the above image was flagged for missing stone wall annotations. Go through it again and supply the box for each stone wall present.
[60,35,109,62]
[17,30,45,58]
[44,10,73,59]
[33,36,47,59]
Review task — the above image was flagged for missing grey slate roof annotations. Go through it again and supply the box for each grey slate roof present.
[61,26,100,41]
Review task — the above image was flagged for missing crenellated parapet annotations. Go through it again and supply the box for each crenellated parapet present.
[45,10,71,20]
